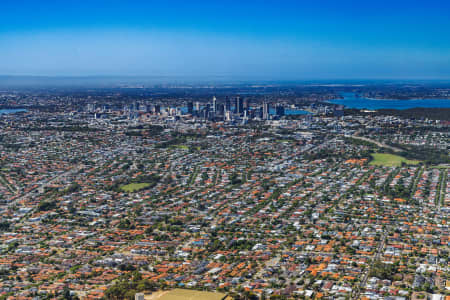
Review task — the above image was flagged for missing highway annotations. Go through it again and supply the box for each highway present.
[350,135,402,152]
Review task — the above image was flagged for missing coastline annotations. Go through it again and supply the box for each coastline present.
[0,108,27,115]
[363,96,450,101]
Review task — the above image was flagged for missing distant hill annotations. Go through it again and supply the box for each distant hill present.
[376,108,450,121]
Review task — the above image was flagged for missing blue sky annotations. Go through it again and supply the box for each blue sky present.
[1,0,450,79]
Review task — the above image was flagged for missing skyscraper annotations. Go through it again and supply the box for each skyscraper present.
[258,107,264,119]
[204,103,211,119]
[218,103,225,115]
[236,96,243,115]
[243,98,250,111]
[187,101,193,114]
[225,96,231,112]
[263,102,270,120]
[212,96,217,114]
[225,110,232,121]
[86,103,95,113]
[275,105,285,117]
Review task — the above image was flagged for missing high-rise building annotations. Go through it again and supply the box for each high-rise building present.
[263,102,270,120]
[139,103,147,112]
[195,101,200,112]
[275,105,285,117]
[154,105,160,114]
[243,98,250,111]
[236,97,243,115]
[204,104,211,119]
[212,96,217,113]
[225,96,231,112]
[225,110,232,121]
[258,107,264,119]
[218,103,225,115]
[187,101,193,114]
[86,103,95,113]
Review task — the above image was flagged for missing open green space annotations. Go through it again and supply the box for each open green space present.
[170,144,189,150]
[369,153,420,167]
[145,289,228,300]
[120,182,151,192]
[433,165,449,169]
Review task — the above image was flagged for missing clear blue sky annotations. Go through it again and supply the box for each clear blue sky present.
[1,0,449,79]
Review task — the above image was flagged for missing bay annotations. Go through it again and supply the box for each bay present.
[0,109,27,115]
[328,93,450,110]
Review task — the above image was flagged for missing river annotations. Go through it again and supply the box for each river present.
[328,93,450,110]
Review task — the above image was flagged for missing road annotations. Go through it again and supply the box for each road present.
[350,135,402,152]
[8,165,84,207]
[254,253,281,279]
[436,169,447,213]
[0,174,17,194]
[352,228,388,299]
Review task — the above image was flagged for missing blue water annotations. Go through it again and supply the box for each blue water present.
[269,108,310,115]
[329,93,450,110]
[0,109,26,115]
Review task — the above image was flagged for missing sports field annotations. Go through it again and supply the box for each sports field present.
[120,182,151,192]
[369,153,420,167]
[145,289,228,300]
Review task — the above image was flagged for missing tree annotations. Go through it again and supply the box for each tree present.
[0,221,10,231]
[38,200,56,211]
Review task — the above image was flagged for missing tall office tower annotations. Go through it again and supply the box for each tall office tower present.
[237,97,243,115]
[205,103,211,119]
[202,108,209,119]
[218,103,225,115]
[258,107,264,119]
[263,102,270,120]
[225,96,231,112]
[87,103,95,112]
[195,101,200,112]
[139,103,147,112]
[187,101,194,114]
[225,110,232,121]
[243,98,250,111]
[212,96,217,113]
[154,105,161,114]
[275,104,285,117]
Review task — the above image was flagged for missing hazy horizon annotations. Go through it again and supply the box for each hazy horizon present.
[2,75,450,86]
[1,1,450,80]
